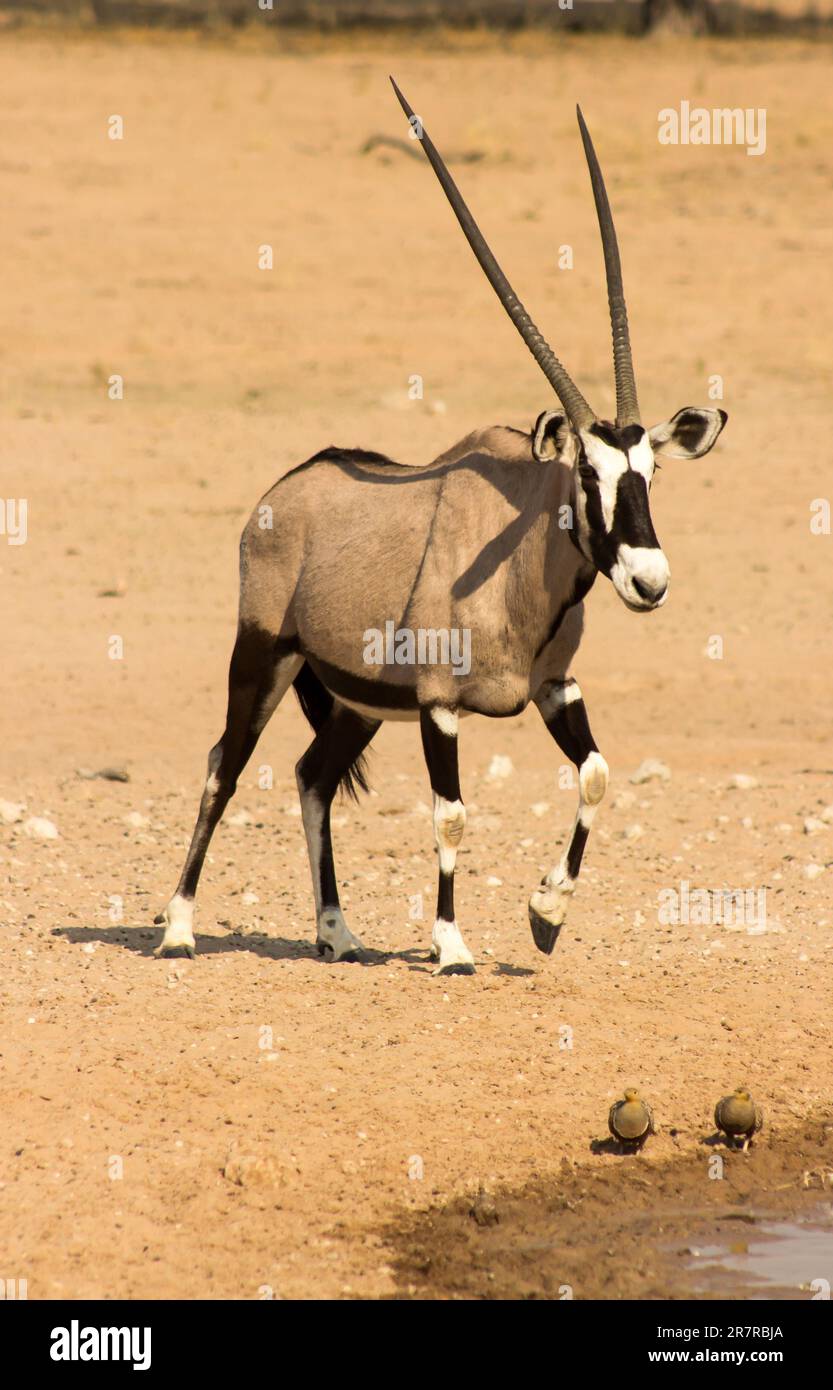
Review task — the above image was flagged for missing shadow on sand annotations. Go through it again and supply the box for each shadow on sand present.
[53,925,532,977]
[54,923,444,969]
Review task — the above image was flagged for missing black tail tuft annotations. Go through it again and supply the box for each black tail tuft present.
[292,662,371,802]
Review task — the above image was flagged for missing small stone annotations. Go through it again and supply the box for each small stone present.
[227,809,253,827]
[486,755,514,781]
[804,863,825,881]
[804,817,826,836]
[729,774,758,791]
[622,823,644,842]
[223,1143,285,1189]
[629,759,670,785]
[23,816,59,840]
[241,891,259,906]
[378,391,411,413]
[486,875,503,887]
[821,805,833,825]
[469,1188,499,1226]
[613,790,636,811]
[530,802,550,818]
[124,811,150,829]
[0,799,25,825]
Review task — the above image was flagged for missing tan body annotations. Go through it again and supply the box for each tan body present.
[608,1088,655,1151]
[714,1089,763,1150]
[240,425,591,718]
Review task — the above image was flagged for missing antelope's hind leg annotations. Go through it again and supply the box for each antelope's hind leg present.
[420,708,474,976]
[155,631,302,957]
[295,704,380,963]
[528,678,608,954]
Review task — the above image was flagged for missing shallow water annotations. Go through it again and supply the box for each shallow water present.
[688,1211,833,1298]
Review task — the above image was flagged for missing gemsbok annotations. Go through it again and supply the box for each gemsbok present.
[155,80,727,974]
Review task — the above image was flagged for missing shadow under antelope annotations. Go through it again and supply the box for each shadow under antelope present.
[155,81,727,975]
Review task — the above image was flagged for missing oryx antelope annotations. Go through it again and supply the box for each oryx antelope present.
[155,81,727,973]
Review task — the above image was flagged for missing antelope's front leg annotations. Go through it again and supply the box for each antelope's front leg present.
[528,677,609,954]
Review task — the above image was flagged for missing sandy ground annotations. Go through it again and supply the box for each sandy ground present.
[1,29,832,1300]
[391,1118,833,1299]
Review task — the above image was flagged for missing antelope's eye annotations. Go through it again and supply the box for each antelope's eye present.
[578,462,597,482]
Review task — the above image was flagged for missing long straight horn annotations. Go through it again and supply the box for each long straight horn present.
[576,106,640,427]
[391,77,595,430]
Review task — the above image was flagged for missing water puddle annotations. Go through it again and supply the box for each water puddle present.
[687,1211,833,1298]
[385,1121,833,1299]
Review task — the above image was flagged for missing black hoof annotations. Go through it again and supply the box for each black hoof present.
[153,941,196,960]
[529,907,562,956]
[317,942,362,964]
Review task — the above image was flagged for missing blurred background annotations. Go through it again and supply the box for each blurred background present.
[3,0,833,31]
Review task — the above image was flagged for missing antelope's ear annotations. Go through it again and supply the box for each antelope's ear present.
[648,407,727,459]
[532,410,577,464]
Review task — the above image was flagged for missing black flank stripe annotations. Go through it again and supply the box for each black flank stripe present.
[306,656,419,711]
[535,568,596,658]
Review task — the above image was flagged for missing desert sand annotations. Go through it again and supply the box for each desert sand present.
[1,28,831,1298]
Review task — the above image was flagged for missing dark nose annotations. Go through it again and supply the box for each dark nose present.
[633,575,667,604]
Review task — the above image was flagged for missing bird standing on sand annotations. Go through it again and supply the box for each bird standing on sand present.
[714,1087,763,1151]
[608,1088,655,1151]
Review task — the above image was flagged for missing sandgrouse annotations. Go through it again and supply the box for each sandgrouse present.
[608,1088,655,1152]
[714,1087,763,1151]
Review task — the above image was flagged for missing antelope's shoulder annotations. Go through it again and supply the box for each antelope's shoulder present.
[258,426,536,509]
[432,425,535,471]
[280,444,414,482]
[294,426,535,478]
[247,443,420,523]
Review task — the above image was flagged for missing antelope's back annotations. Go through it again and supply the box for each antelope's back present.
[237,425,565,679]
